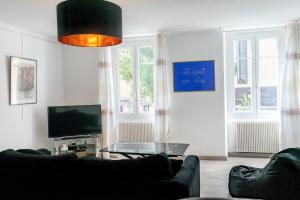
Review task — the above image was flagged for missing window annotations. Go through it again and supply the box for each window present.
[113,39,155,117]
[226,30,284,117]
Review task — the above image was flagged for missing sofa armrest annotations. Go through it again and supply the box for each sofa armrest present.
[171,155,200,197]
[95,156,200,200]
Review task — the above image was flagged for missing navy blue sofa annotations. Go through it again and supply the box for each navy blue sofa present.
[0,149,200,200]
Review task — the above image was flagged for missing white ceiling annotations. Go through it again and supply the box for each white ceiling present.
[0,0,300,39]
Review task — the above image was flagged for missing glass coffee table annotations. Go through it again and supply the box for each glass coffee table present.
[100,143,190,159]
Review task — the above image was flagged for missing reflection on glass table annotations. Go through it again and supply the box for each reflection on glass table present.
[100,143,190,159]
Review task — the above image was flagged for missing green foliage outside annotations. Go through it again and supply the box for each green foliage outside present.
[140,64,154,102]
[119,48,133,82]
[139,47,154,102]
[118,47,154,102]
[236,94,251,111]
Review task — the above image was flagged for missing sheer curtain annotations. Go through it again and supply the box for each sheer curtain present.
[281,23,300,149]
[155,32,170,142]
[98,47,116,157]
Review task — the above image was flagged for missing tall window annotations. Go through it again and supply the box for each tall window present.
[113,39,155,117]
[226,30,284,117]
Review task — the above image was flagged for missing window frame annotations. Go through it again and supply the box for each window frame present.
[112,38,156,120]
[226,29,285,119]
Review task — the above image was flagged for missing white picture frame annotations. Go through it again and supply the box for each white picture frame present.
[10,56,37,105]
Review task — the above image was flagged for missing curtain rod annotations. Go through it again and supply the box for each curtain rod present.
[124,32,157,39]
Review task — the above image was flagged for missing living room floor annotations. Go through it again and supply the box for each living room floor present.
[200,157,269,199]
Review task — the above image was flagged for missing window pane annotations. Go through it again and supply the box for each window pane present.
[238,40,248,57]
[260,87,277,110]
[234,87,252,111]
[259,38,278,111]
[234,59,253,112]
[259,57,278,111]
[237,58,248,84]
[234,40,252,85]
[139,47,154,113]
[233,40,253,112]
[233,40,252,112]
[139,47,153,64]
[118,48,134,113]
[259,38,278,57]
[234,40,252,58]
[139,64,154,113]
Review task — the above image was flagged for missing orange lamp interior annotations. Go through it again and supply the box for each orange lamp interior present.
[59,34,122,47]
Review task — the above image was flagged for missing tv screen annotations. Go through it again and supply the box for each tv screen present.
[48,105,101,138]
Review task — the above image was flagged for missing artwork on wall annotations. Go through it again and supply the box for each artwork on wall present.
[10,56,37,105]
[173,60,215,92]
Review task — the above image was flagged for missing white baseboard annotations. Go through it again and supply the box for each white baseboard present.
[198,156,228,161]
[228,152,274,158]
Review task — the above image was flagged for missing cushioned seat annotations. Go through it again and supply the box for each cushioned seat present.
[229,148,300,200]
[0,149,199,200]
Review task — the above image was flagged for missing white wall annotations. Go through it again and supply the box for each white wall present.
[63,46,99,105]
[62,30,227,157]
[166,30,227,157]
[0,27,64,150]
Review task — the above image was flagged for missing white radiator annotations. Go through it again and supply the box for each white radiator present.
[235,121,279,153]
[117,121,155,143]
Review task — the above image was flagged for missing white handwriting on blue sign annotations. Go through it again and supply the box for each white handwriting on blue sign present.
[182,79,206,84]
[183,67,206,76]
[182,66,206,84]
[182,79,190,84]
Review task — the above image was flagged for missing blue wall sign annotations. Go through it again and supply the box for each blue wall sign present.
[173,60,215,92]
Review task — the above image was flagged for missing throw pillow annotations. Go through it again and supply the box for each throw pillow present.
[16,148,51,155]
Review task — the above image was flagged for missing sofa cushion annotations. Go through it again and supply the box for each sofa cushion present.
[78,153,174,180]
[0,150,173,180]
[0,149,79,184]
[170,159,184,175]
[0,149,78,175]
[0,149,77,160]
[16,148,51,155]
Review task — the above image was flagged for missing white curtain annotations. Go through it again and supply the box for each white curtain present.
[155,32,170,142]
[281,23,300,149]
[98,47,116,157]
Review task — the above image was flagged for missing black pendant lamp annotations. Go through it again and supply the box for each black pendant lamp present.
[57,0,122,47]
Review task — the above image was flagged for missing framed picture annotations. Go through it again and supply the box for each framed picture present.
[10,56,37,105]
[173,60,215,92]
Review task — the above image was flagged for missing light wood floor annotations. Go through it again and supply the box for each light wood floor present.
[200,157,269,199]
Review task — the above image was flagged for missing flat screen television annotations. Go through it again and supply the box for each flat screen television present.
[48,105,102,138]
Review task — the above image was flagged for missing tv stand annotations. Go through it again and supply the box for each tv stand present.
[55,134,99,141]
[53,134,102,158]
